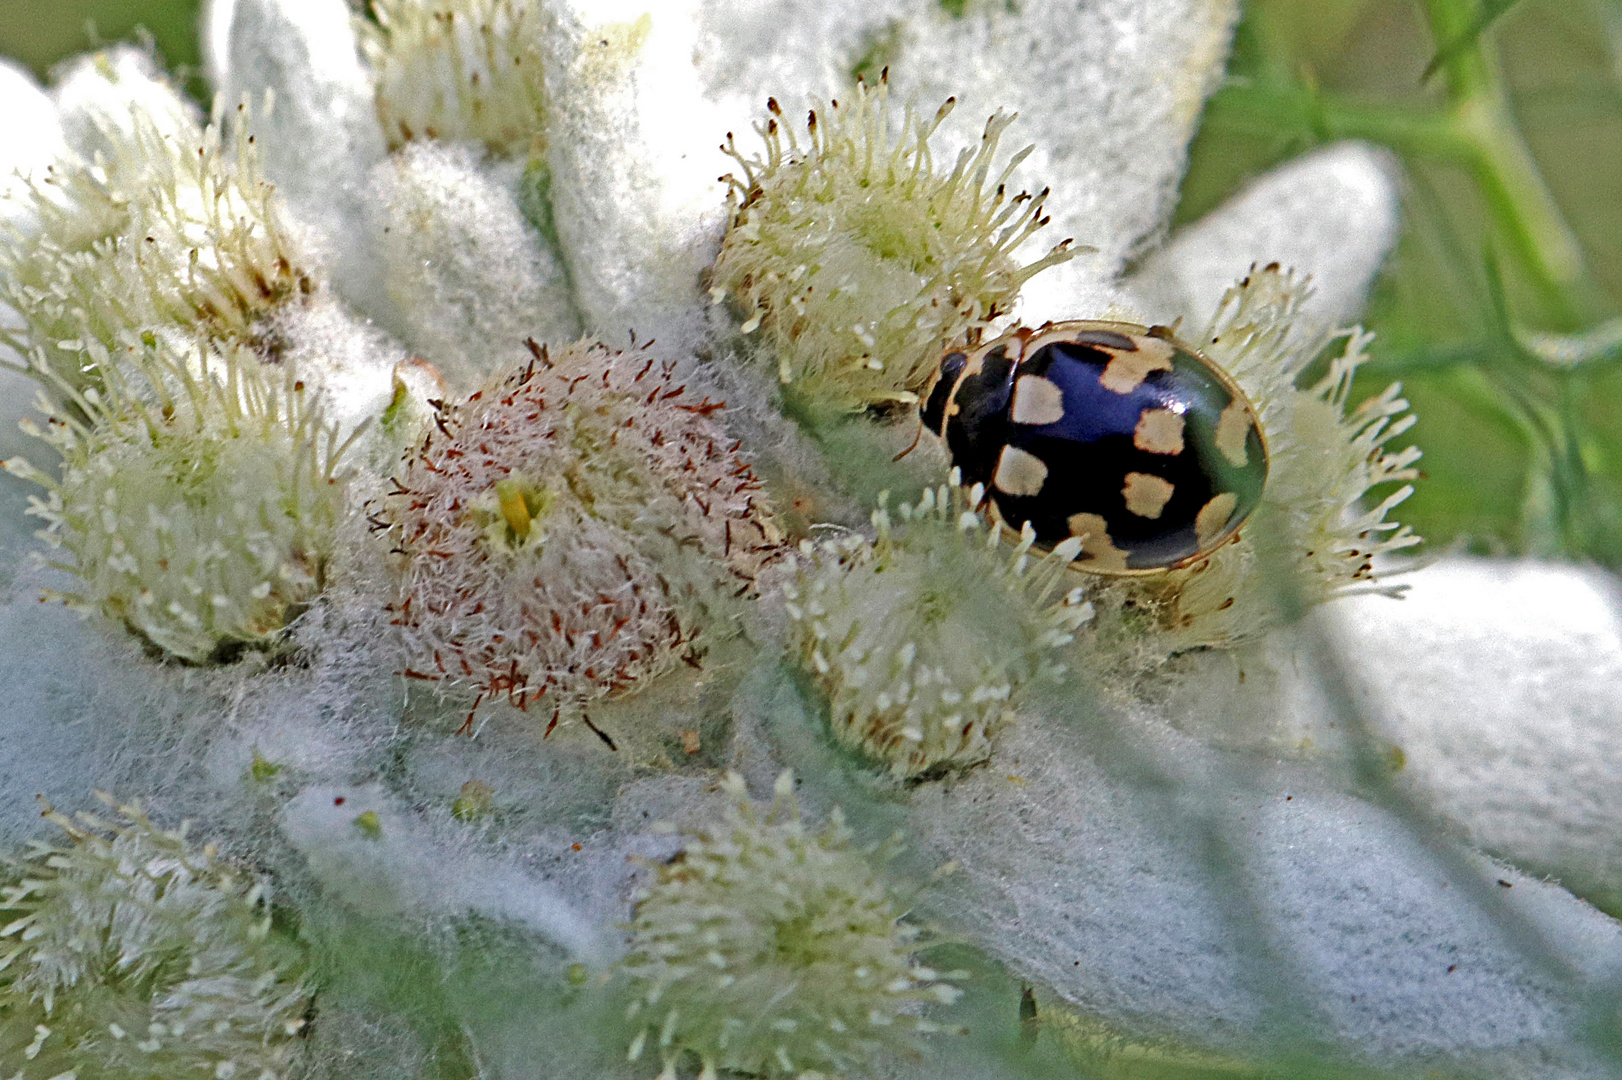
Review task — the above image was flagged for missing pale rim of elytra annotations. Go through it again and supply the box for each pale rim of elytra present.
[941,318,1272,579]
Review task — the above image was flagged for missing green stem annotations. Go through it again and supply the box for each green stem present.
[1452,85,1591,325]
[1211,77,1592,327]
[1418,0,1494,100]
[1211,83,1471,161]
[1419,0,1593,324]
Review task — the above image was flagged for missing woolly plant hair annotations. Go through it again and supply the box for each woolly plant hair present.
[0,794,311,1080]
[622,771,962,1079]
[360,0,548,154]
[378,338,779,734]
[712,74,1075,413]
[4,334,356,664]
[788,479,1094,778]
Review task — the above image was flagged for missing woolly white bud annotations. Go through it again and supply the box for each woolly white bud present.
[787,484,1085,778]
[0,796,310,1078]
[713,78,1074,411]
[622,772,959,1077]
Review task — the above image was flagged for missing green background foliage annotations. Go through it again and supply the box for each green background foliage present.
[0,0,203,95]
[4,0,1619,566]
[1182,0,1622,566]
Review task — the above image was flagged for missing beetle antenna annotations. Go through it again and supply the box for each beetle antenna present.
[893,417,924,461]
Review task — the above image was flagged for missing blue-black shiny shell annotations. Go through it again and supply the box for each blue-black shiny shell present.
[937,343,1016,490]
[923,321,1269,573]
[920,349,968,436]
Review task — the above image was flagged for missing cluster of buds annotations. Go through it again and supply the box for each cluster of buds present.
[712,74,1075,413]
[622,771,962,1078]
[0,52,347,665]
[377,338,780,736]
[360,0,548,154]
[787,477,1093,778]
[0,55,312,400]
[5,334,355,663]
[0,794,311,1080]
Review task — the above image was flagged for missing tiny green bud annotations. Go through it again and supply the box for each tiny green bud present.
[451,780,494,822]
[249,749,283,782]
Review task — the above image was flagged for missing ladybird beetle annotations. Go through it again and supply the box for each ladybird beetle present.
[919,320,1268,574]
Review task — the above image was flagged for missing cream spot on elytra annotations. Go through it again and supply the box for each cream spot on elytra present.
[1133,408,1185,455]
[1215,399,1253,467]
[993,446,1048,496]
[1099,337,1174,394]
[1065,512,1129,572]
[1195,491,1239,547]
[1010,375,1065,426]
[1122,472,1175,519]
